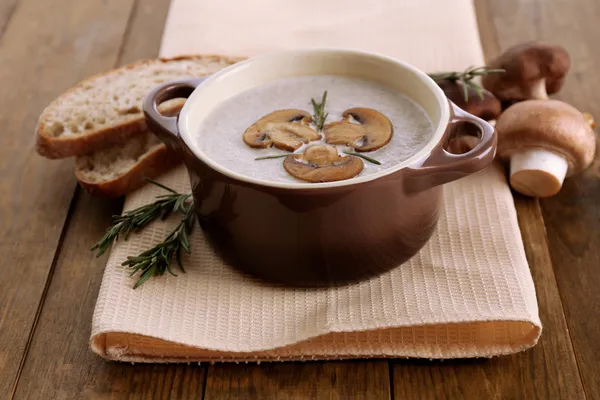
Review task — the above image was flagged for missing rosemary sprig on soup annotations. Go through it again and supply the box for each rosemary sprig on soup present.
[197,75,433,183]
[311,90,329,131]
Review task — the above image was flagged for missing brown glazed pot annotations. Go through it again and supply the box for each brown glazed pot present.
[143,49,496,287]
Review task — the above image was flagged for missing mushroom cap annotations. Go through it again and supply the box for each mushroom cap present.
[437,81,502,121]
[243,109,320,151]
[481,42,570,101]
[323,108,393,152]
[583,112,597,129]
[283,144,364,182]
[495,99,596,175]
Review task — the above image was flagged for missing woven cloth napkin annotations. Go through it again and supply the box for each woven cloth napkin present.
[90,0,542,362]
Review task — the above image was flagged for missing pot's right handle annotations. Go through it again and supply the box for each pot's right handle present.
[405,101,497,193]
[142,77,207,151]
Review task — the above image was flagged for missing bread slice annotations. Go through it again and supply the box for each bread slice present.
[75,101,185,198]
[36,55,243,159]
[75,130,180,198]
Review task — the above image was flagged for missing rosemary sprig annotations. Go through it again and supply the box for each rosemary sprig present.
[428,66,504,102]
[311,90,328,131]
[255,154,291,160]
[90,179,192,257]
[343,151,381,165]
[123,202,196,289]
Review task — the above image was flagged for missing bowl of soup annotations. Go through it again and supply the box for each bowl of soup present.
[143,49,496,286]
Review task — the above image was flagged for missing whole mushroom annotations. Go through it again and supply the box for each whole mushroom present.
[482,42,570,101]
[495,100,596,197]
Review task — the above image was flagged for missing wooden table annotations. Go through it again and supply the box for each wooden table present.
[1,0,598,398]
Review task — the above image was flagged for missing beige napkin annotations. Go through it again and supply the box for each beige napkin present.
[91,0,542,362]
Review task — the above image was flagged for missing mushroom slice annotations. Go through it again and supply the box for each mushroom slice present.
[323,108,393,152]
[283,145,364,183]
[243,109,320,151]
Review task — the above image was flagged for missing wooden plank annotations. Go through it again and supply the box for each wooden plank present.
[391,1,585,398]
[118,0,171,65]
[485,0,600,397]
[7,0,207,399]
[0,0,18,38]
[0,0,138,397]
[12,192,205,399]
[204,361,391,400]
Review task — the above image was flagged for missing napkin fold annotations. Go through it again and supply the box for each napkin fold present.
[91,0,541,362]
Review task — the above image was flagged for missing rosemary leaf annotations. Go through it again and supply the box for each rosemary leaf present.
[467,81,485,100]
[134,267,155,289]
[165,256,177,277]
[255,154,290,160]
[343,151,382,165]
[462,82,470,102]
[311,90,328,131]
[145,178,178,193]
[176,247,185,271]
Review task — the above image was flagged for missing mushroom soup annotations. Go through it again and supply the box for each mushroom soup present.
[196,75,434,183]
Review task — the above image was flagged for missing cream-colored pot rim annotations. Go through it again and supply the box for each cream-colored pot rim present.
[178,48,450,190]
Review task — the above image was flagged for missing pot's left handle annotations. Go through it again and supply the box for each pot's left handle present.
[142,77,208,151]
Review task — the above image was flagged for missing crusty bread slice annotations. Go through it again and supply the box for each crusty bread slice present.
[36,55,243,159]
[75,101,185,198]
[75,130,180,198]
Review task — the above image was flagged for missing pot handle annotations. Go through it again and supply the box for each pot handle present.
[142,77,208,151]
[405,101,497,192]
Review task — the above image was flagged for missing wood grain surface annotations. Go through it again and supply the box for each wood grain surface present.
[485,0,600,397]
[204,362,391,400]
[6,1,209,399]
[1,0,598,398]
[0,0,135,397]
[0,0,18,38]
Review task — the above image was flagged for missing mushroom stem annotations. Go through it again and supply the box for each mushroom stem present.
[528,79,549,100]
[509,148,569,197]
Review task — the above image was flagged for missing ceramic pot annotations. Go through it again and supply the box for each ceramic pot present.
[143,49,496,287]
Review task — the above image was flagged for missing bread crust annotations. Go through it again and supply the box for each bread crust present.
[75,143,181,198]
[36,54,243,159]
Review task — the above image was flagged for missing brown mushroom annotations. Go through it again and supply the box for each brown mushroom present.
[243,109,320,151]
[481,42,570,101]
[437,81,502,121]
[283,144,364,183]
[583,112,597,129]
[495,99,596,197]
[323,108,393,152]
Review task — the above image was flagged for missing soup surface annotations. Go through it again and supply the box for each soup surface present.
[196,75,435,183]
